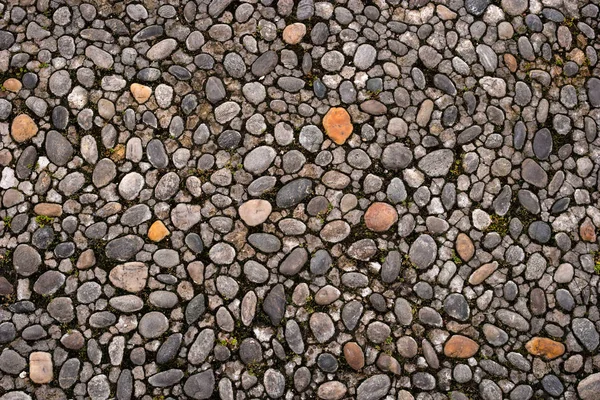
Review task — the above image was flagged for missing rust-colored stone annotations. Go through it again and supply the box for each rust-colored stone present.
[525,337,565,360]
[364,202,398,232]
[343,342,364,371]
[456,233,475,262]
[444,335,479,358]
[148,220,169,242]
[323,107,353,145]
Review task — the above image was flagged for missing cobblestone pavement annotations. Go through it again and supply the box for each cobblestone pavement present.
[1,0,600,399]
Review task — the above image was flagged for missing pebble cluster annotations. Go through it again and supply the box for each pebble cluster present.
[0,0,600,399]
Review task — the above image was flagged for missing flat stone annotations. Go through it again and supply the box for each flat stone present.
[418,149,454,177]
[317,382,347,400]
[263,284,286,325]
[444,335,479,358]
[244,146,276,174]
[276,179,312,208]
[409,234,437,269]
[323,107,353,145]
[321,220,351,243]
[252,51,278,77]
[184,370,215,399]
[356,375,391,400]
[138,312,169,338]
[29,352,53,384]
[106,235,144,261]
[109,262,148,292]
[579,373,600,400]
[525,337,565,360]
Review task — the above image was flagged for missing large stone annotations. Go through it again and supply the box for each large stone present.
[418,149,454,177]
[525,337,565,360]
[148,221,169,242]
[11,114,38,142]
[263,284,286,325]
[29,352,53,384]
[13,244,41,277]
[343,342,364,371]
[444,335,479,358]
[522,158,548,187]
[572,318,599,351]
[323,107,353,145]
[276,179,312,208]
[138,311,169,338]
[106,235,144,261]
[579,373,600,400]
[283,23,306,44]
[244,146,276,174]
[356,374,391,400]
[364,202,398,232]
[109,262,148,293]
[409,234,437,269]
[184,370,215,399]
[46,131,74,166]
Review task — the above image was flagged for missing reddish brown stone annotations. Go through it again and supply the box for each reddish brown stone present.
[323,107,353,145]
[364,202,398,232]
[343,342,364,371]
[525,337,565,360]
[443,335,479,358]
[456,233,475,262]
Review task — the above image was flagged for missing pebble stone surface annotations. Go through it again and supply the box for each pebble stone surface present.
[1,0,600,399]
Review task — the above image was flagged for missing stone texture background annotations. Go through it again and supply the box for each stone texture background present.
[0,0,600,399]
